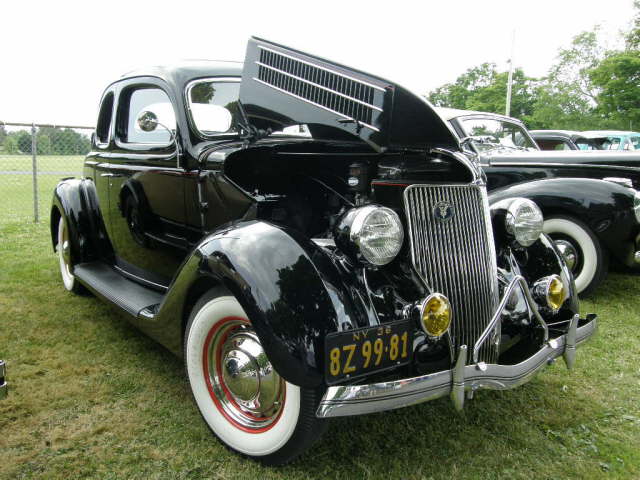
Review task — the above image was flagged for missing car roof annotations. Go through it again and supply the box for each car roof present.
[529,130,582,137]
[435,107,520,123]
[119,60,243,88]
[581,130,637,137]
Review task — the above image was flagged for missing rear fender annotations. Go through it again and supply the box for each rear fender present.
[50,178,111,264]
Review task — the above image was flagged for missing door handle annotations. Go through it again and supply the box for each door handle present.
[100,173,125,178]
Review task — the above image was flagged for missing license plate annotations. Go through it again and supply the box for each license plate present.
[325,320,413,384]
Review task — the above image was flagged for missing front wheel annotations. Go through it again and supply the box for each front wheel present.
[184,292,327,465]
[543,215,608,297]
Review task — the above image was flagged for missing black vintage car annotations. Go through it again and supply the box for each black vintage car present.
[51,38,597,465]
[531,130,603,151]
[439,108,640,296]
[531,129,640,152]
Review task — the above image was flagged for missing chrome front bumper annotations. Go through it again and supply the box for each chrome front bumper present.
[0,360,7,400]
[316,314,597,418]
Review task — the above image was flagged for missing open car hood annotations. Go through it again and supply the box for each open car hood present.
[239,37,459,152]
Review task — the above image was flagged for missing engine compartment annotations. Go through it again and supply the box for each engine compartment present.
[222,140,475,238]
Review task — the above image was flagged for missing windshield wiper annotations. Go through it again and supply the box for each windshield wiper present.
[236,100,272,143]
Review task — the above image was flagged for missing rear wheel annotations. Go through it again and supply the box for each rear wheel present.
[543,215,608,296]
[184,292,327,465]
[56,216,85,294]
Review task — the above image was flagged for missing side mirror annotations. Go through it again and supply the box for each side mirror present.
[137,111,159,132]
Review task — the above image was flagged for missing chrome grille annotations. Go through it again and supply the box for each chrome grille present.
[254,45,384,131]
[403,184,499,363]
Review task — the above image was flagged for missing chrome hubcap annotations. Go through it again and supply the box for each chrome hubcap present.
[206,320,284,430]
[62,240,71,264]
[555,239,579,271]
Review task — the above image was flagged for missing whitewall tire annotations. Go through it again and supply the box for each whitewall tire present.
[184,292,327,465]
[543,215,608,296]
[57,216,84,294]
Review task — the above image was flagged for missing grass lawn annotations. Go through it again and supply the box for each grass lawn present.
[0,222,639,479]
[0,156,84,223]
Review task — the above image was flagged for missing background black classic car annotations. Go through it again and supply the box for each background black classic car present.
[439,108,640,296]
[531,130,640,152]
[530,130,604,151]
[50,38,596,465]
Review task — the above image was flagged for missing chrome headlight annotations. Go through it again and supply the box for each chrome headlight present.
[633,190,640,223]
[335,205,404,266]
[505,198,543,247]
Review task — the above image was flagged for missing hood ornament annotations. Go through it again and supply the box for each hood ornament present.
[434,201,454,222]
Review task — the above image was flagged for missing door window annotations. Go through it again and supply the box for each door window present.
[125,88,176,144]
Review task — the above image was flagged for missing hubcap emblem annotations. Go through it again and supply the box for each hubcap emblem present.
[434,201,454,222]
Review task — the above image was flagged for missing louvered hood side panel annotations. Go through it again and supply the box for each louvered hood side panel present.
[239,37,460,152]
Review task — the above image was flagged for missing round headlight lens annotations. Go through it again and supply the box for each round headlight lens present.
[350,206,404,266]
[420,293,452,337]
[633,190,640,223]
[505,198,544,247]
[533,274,567,312]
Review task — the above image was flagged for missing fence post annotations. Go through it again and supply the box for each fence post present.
[31,123,39,223]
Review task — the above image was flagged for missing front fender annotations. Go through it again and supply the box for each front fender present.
[50,178,111,263]
[154,220,366,388]
[488,178,639,261]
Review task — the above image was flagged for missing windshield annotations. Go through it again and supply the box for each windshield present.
[187,79,242,136]
[590,136,624,150]
[187,78,311,138]
[459,117,537,152]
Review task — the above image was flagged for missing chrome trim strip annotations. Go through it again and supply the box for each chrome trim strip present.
[488,161,640,172]
[252,78,380,132]
[257,45,387,92]
[316,315,597,418]
[113,264,168,292]
[255,61,383,112]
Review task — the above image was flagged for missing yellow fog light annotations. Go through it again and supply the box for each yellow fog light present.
[420,293,452,338]
[533,275,567,312]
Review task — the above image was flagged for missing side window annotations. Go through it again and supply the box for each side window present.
[125,88,176,144]
[96,92,114,144]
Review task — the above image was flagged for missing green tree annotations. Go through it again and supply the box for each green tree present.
[428,63,497,109]
[4,136,18,154]
[16,131,32,153]
[427,64,539,120]
[0,124,6,146]
[627,0,640,49]
[590,50,640,130]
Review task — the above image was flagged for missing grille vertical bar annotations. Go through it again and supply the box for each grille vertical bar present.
[403,184,499,363]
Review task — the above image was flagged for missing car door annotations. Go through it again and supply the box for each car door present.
[107,79,188,287]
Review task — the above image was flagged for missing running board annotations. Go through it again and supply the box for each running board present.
[74,262,164,318]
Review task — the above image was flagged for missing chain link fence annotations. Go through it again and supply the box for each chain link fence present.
[0,122,93,225]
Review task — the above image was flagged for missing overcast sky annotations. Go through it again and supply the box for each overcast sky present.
[0,0,635,126]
